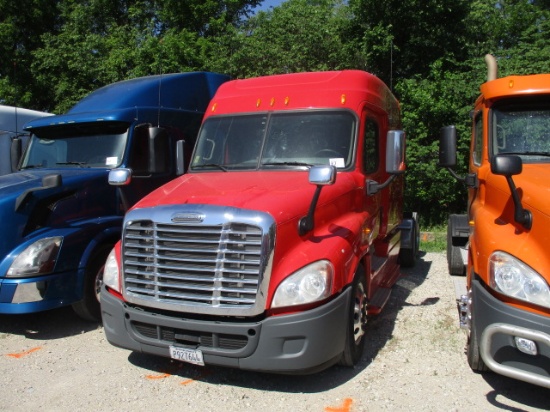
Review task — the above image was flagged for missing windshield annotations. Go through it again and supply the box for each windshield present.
[492,97,550,163]
[21,122,128,169]
[190,111,356,171]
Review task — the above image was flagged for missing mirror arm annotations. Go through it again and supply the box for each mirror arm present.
[446,167,478,188]
[366,174,396,196]
[298,185,323,236]
[505,175,532,230]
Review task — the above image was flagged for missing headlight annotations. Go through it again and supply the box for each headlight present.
[272,260,334,308]
[7,237,62,278]
[489,251,550,308]
[103,248,121,293]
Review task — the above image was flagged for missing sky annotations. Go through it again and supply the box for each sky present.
[255,0,285,11]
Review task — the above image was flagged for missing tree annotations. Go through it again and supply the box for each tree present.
[0,0,59,109]
[347,0,470,86]
[27,0,260,113]
[397,1,550,224]
[204,0,355,78]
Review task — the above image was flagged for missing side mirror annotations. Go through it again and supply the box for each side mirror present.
[10,136,22,172]
[439,126,457,168]
[386,130,406,174]
[366,130,406,196]
[438,125,477,188]
[109,168,132,186]
[148,126,169,174]
[309,165,336,185]
[176,140,185,176]
[491,154,531,230]
[491,154,522,176]
[299,165,337,235]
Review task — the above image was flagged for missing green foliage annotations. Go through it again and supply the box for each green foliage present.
[204,0,354,77]
[420,226,447,253]
[395,58,482,225]
[1,0,550,223]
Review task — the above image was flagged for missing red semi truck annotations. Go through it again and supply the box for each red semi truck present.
[440,55,550,387]
[101,70,419,373]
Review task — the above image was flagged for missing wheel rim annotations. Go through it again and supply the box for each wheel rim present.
[353,281,368,344]
[94,265,105,302]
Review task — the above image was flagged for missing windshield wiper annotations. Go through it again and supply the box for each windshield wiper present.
[56,161,88,167]
[262,161,313,167]
[20,164,44,170]
[501,151,550,157]
[192,163,228,172]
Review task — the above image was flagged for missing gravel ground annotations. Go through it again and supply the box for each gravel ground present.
[1,252,549,412]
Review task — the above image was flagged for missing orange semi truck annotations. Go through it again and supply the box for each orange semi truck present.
[440,55,550,387]
[100,70,419,373]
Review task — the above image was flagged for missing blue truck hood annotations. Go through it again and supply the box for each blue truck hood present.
[0,168,114,258]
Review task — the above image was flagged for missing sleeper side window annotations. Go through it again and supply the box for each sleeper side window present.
[363,118,379,174]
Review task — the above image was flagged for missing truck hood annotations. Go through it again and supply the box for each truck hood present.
[0,168,108,198]
[0,168,112,258]
[513,164,550,216]
[133,171,357,225]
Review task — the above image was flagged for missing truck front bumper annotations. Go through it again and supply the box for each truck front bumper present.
[101,285,352,374]
[0,270,81,314]
[472,278,550,388]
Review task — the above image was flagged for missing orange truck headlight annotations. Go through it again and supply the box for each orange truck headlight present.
[489,251,550,308]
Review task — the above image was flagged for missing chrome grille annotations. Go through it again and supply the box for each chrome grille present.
[121,206,274,316]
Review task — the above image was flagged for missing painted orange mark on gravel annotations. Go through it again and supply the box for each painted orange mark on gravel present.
[145,373,171,380]
[325,398,353,412]
[6,347,42,359]
[180,370,213,385]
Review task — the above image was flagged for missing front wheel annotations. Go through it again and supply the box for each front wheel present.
[339,268,368,366]
[466,310,488,373]
[447,215,467,276]
[400,215,419,268]
[72,245,112,322]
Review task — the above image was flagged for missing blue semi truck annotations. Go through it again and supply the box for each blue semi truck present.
[0,72,228,321]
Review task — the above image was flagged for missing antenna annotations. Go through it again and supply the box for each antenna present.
[13,61,19,134]
[157,74,162,127]
[390,41,393,91]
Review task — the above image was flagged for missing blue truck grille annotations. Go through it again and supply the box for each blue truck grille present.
[122,220,264,309]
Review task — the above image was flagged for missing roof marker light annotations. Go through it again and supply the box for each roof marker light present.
[256,99,262,108]
[341,94,346,105]
[509,80,514,89]
[284,96,290,106]
[270,97,275,107]
[211,103,217,112]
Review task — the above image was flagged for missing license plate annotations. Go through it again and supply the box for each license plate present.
[169,346,205,366]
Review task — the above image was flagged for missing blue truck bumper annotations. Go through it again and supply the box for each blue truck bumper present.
[472,278,550,388]
[101,285,352,374]
[0,270,82,314]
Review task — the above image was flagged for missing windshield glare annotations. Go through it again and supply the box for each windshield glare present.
[21,125,128,169]
[191,111,356,171]
[492,99,550,163]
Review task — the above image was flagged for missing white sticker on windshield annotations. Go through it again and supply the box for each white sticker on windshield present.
[106,157,118,166]
[329,158,345,168]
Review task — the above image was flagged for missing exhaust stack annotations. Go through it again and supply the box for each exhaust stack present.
[485,54,498,81]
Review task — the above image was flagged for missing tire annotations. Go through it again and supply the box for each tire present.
[447,216,466,276]
[72,245,112,322]
[466,311,488,373]
[399,217,419,268]
[339,268,368,366]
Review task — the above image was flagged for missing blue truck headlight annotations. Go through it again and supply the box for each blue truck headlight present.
[7,237,62,278]
[489,251,550,308]
[272,260,334,308]
[103,248,120,293]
